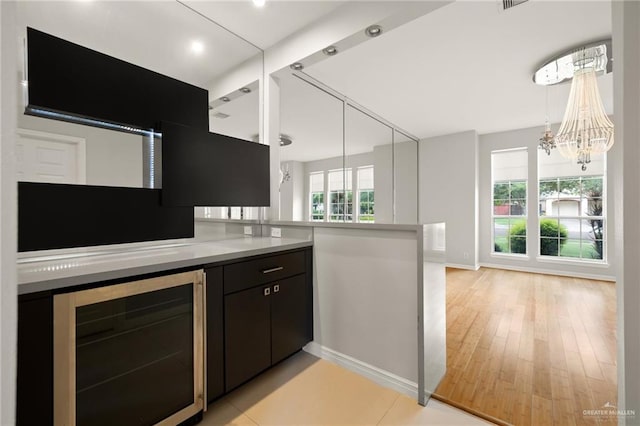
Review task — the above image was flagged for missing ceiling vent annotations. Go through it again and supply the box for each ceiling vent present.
[501,0,528,11]
[211,112,230,119]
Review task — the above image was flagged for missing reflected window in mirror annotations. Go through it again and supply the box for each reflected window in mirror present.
[310,172,325,222]
[308,166,376,223]
[328,169,353,222]
[357,166,375,223]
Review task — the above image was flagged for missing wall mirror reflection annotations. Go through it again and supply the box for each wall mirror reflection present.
[276,71,419,225]
[15,1,263,190]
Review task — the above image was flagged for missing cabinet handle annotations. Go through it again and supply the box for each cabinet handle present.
[264,287,271,296]
[262,266,284,274]
[273,284,280,293]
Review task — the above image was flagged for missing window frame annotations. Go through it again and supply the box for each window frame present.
[536,174,607,263]
[491,179,528,256]
[491,148,528,258]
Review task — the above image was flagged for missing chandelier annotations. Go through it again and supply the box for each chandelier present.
[534,40,613,170]
[538,87,555,155]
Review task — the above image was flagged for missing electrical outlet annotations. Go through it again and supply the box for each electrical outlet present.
[244,226,252,236]
[271,227,282,238]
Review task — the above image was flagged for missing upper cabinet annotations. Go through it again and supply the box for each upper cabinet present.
[26,27,209,132]
[15,1,269,251]
[161,122,270,207]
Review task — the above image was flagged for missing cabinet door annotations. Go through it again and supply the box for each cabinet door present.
[205,267,224,403]
[17,293,53,426]
[271,275,310,364]
[224,285,271,391]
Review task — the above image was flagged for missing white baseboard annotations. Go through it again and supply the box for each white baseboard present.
[445,263,480,271]
[479,262,616,282]
[303,342,418,399]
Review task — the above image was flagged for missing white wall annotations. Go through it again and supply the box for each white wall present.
[395,141,418,224]
[18,115,143,187]
[279,160,304,221]
[373,144,393,223]
[478,125,615,281]
[373,141,418,224]
[1,2,18,423]
[613,1,640,421]
[419,130,478,268]
[311,227,419,383]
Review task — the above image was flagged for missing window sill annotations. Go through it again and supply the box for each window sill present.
[536,256,610,268]
[490,253,529,261]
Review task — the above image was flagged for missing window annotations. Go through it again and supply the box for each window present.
[538,149,605,261]
[328,169,352,222]
[309,172,325,221]
[492,149,528,255]
[357,166,374,223]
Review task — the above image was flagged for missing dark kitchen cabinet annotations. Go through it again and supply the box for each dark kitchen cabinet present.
[16,292,53,426]
[271,274,309,365]
[224,284,272,391]
[160,122,270,208]
[205,266,225,403]
[16,246,313,423]
[222,248,313,392]
[27,28,208,132]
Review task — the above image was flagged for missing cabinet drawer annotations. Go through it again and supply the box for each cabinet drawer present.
[224,250,306,295]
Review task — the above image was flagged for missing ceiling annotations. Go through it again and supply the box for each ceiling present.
[202,0,613,163]
[16,1,261,88]
[182,1,348,50]
[17,0,614,163]
[304,0,613,141]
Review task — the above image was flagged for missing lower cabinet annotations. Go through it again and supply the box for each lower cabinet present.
[224,274,311,391]
[271,275,310,365]
[224,284,272,391]
[16,292,53,426]
[205,266,225,403]
[16,246,313,424]
[222,248,313,392]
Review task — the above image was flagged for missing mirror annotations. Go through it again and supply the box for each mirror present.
[277,69,419,224]
[345,105,393,224]
[15,1,263,190]
[279,73,344,222]
[393,130,419,224]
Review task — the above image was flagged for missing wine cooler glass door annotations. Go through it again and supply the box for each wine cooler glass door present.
[54,270,204,426]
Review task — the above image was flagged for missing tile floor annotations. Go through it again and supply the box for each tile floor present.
[200,351,492,426]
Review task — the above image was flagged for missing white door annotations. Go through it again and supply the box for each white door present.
[16,129,86,184]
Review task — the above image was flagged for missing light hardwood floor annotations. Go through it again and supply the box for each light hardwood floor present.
[435,268,617,426]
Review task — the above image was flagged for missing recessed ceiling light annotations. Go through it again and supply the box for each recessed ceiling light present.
[239,87,251,94]
[220,96,230,102]
[190,40,204,55]
[279,135,293,147]
[322,46,338,56]
[252,0,266,7]
[365,25,383,38]
[290,62,304,71]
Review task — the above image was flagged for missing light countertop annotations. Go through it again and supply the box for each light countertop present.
[18,237,312,295]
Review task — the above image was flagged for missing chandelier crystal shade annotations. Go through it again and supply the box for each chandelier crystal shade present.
[534,40,613,171]
[555,48,613,171]
[555,65,614,170]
